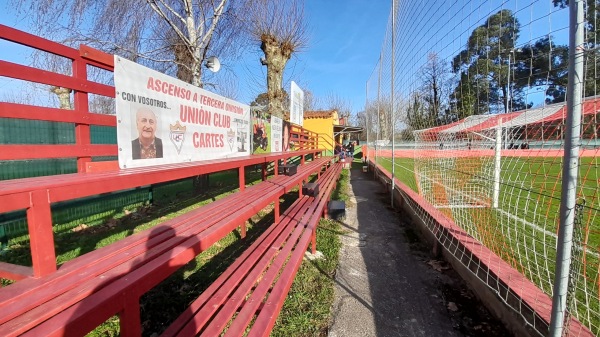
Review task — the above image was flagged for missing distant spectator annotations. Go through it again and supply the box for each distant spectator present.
[334,143,342,155]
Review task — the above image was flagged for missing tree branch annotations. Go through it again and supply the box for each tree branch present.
[146,0,190,46]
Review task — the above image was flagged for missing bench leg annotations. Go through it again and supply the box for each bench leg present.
[275,201,280,223]
[240,222,247,239]
[311,228,317,254]
[120,295,141,337]
[27,190,57,277]
[262,162,268,181]
[239,166,245,191]
[274,160,279,177]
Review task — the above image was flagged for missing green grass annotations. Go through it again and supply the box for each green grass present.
[270,168,348,337]
[376,154,600,335]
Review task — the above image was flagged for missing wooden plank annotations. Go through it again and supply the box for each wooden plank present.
[0,180,280,323]
[0,144,117,160]
[79,45,114,68]
[246,165,341,337]
[163,197,312,337]
[13,189,287,336]
[201,201,311,337]
[0,263,32,281]
[0,102,117,126]
[0,24,78,59]
[84,161,119,173]
[0,60,114,97]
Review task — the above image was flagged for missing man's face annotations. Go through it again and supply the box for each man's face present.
[136,109,157,141]
[283,126,289,143]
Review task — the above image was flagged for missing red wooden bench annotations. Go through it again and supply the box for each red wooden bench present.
[0,156,334,336]
[0,150,321,280]
[161,162,342,337]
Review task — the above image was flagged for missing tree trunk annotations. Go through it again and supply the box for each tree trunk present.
[261,34,292,119]
[50,86,72,109]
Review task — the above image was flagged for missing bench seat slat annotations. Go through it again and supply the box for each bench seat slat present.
[163,197,314,337]
[247,165,343,337]
[225,168,340,336]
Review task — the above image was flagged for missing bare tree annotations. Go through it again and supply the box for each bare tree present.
[248,0,308,119]
[323,93,353,123]
[303,89,316,112]
[419,53,450,127]
[364,94,406,142]
[13,0,250,88]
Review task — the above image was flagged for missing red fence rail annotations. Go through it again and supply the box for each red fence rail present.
[0,24,117,172]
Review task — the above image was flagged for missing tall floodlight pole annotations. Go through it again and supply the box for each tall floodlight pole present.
[505,54,510,149]
[377,53,382,165]
[493,118,502,208]
[390,0,396,207]
[365,82,369,161]
[549,0,584,335]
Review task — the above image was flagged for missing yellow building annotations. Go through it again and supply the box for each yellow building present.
[302,110,362,155]
[302,110,338,154]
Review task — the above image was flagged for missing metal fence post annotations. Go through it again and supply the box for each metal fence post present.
[549,0,585,335]
[390,0,396,207]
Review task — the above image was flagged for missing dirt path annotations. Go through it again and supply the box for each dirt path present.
[328,165,511,337]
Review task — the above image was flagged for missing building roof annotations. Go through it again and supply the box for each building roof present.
[303,110,338,119]
[415,96,600,136]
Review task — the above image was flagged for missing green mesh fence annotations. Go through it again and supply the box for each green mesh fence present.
[0,187,150,252]
[0,118,75,145]
[90,125,117,144]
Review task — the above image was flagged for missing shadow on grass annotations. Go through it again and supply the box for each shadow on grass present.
[138,189,300,336]
[0,171,267,270]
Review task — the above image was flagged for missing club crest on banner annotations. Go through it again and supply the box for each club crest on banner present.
[170,121,187,154]
[227,129,236,151]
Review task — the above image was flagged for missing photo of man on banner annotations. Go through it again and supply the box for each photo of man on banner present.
[282,120,292,152]
[132,107,163,160]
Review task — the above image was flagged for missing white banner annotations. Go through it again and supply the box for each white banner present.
[114,56,251,169]
[271,116,283,152]
[290,81,304,126]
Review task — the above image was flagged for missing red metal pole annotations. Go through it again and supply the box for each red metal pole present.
[73,57,91,173]
[239,166,245,191]
[27,190,57,277]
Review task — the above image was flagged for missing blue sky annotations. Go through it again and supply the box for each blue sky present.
[231,1,391,113]
[0,1,391,115]
[0,1,571,113]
